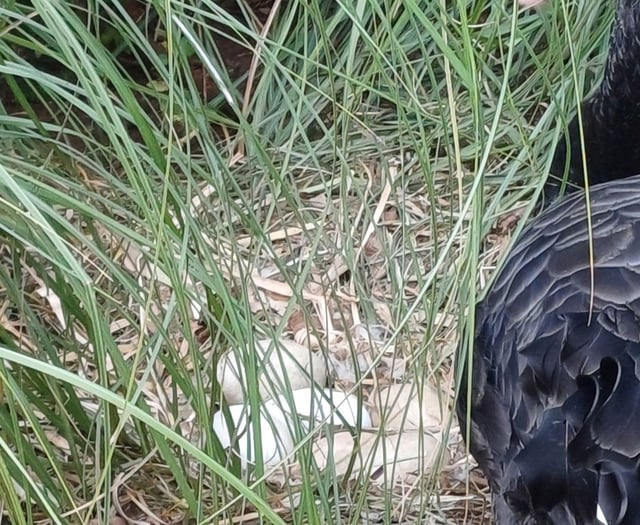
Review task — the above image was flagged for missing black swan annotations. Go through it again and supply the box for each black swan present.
[458,1,640,523]
[546,0,640,202]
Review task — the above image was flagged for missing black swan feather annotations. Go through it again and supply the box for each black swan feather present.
[459,175,640,524]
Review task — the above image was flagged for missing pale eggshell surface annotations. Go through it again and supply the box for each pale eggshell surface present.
[264,387,373,431]
[374,382,448,432]
[299,430,441,486]
[217,339,328,404]
[212,403,293,471]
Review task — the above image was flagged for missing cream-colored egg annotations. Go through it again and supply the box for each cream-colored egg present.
[292,430,444,486]
[217,339,328,404]
[373,382,448,433]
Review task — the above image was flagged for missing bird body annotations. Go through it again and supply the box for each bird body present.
[459,1,640,522]
[460,176,640,523]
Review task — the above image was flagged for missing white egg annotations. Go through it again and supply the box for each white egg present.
[264,387,372,432]
[217,339,328,404]
[212,403,293,472]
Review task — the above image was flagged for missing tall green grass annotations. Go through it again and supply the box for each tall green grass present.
[0,0,615,523]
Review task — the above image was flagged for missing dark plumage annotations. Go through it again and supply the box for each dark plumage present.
[458,1,640,523]
[460,177,640,523]
[545,0,640,204]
